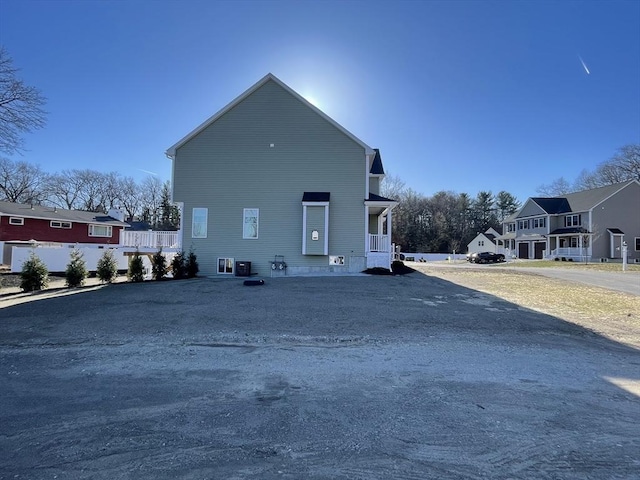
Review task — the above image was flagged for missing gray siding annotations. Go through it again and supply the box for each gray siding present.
[518,199,546,218]
[591,182,640,259]
[369,176,380,196]
[173,79,367,276]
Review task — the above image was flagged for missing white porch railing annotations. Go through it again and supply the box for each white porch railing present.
[550,247,592,258]
[120,230,181,249]
[369,234,390,252]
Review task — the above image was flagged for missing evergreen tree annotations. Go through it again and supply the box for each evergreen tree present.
[96,249,118,283]
[65,248,88,287]
[495,191,521,222]
[186,248,199,278]
[20,251,49,292]
[151,248,168,281]
[171,250,187,279]
[127,251,145,282]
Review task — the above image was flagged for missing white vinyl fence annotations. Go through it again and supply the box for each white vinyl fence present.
[11,246,130,273]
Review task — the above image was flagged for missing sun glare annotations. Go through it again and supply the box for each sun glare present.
[303,94,321,109]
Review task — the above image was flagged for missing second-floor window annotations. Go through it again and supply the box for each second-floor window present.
[507,223,515,232]
[565,214,581,227]
[518,219,530,230]
[533,217,546,228]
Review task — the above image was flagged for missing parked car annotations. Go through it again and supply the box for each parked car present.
[469,252,505,264]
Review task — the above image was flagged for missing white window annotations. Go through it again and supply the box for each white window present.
[565,214,581,227]
[533,217,546,228]
[478,240,484,246]
[243,208,259,239]
[51,220,72,229]
[217,258,234,274]
[508,223,515,232]
[192,208,208,238]
[9,217,24,225]
[89,224,112,237]
[518,219,530,230]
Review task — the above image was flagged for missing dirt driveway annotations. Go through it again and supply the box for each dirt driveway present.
[1,271,639,479]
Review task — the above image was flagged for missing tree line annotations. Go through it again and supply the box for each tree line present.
[0,158,179,230]
[381,176,521,253]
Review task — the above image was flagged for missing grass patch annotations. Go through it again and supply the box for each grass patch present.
[502,260,640,272]
[414,265,640,345]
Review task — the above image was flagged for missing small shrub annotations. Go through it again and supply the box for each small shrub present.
[127,251,145,283]
[152,248,168,281]
[96,249,118,283]
[186,248,199,278]
[65,248,88,288]
[171,250,187,279]
[20,251,49,292]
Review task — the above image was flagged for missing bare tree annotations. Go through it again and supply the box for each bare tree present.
[543,145,640,194]
[44,170,85,209]
[139,175,163,225]
[0,157,47,203]
[603,144,640,182]
[0,46,47,154]
[380,172,407,200]
[117,176,142,221]
[536,177,572,196]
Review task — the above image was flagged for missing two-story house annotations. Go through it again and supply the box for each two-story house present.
[166,74,397,277]
[498,180,640,262]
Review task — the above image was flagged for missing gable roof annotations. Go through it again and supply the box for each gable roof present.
[165,73,375,158]
[526,180,639,215]
[530,197,571,214]
[0,201,129,226]
[370,149,385,175]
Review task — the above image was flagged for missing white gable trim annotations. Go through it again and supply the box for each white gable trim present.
[166,73,374,158]
[518,198,547,217]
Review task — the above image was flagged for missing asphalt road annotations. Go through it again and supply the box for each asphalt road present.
[1,274,639,479]
[509,267,640,296]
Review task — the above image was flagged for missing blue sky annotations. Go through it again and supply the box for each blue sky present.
[1,0,639,202]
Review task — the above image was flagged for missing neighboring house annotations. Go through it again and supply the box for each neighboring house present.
[467,227,500,255]
[0,201,129,266]
[497,180,640,262]
[166,73,397,276]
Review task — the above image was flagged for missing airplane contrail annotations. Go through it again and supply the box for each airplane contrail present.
[578,55,590,75]
[136,168,158,176]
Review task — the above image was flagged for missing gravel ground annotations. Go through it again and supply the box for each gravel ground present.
[1,271,639,479]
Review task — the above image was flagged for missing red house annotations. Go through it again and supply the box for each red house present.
[0,201,129,264]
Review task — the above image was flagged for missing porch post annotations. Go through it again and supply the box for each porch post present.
[364,205,369,253]
[388,208,393,260]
